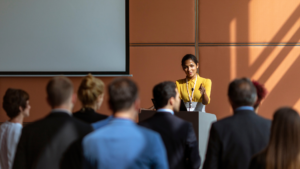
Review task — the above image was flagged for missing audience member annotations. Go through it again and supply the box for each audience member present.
[139,81,201,169]
[13,76,93,169]
[73,74,108,123]
[203,78,271,169]
[252,80,268,113]
[0,89,30,169]
[83,78,168,169]
[249,107,300,169]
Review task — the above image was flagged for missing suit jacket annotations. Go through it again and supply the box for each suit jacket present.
[83,118,169,169]
[13,111,93,169]
[203,109,271,169]
[73,108,108,124]
[139,112,201,169]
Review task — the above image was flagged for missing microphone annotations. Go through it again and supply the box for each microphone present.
[192,88,194,91]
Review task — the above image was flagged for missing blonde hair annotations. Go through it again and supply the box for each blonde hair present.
[78,74,105,107]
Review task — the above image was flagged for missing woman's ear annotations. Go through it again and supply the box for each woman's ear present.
[196,63,199,69]
[19,106,24,113]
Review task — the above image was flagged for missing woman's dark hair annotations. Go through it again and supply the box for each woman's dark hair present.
[2,88,29,119]
[153,81,177,109]
[181,54,198,67]
[252,80,268,109]
[265,107,300,169]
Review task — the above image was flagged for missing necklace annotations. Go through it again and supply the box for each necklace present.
[186,75,197,110]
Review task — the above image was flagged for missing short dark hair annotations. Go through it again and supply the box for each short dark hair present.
[228,78,257,107]
[46,76,73,108]
[153,81,177,109]
[181,54,198,67]
[3,88,29,119]
[108,78,138,113]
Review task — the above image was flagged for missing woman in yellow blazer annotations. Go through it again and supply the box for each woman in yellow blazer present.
[176,54,212,112]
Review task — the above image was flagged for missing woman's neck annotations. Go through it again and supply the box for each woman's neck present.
[187,74,198,80]
[9,114,24,125]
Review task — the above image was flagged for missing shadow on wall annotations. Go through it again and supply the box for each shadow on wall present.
[200,0,300,119]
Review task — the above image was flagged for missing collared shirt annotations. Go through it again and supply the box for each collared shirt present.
[51,108,72,116]
[157,109,174,115]
[235,106,254,111]
[0,121,22,169]
[83,118,168,169]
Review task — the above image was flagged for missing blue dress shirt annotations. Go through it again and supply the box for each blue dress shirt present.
[157,108,174,115]
[91,115,114,130]
[235,106,254,111]
[83,118,169,169]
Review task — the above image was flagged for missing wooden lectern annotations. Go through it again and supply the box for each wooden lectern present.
[139,110,217,169]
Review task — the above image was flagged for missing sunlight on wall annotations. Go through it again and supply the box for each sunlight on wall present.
[251,47,282,80]
[230,18,236,80]
[264,52,300,97]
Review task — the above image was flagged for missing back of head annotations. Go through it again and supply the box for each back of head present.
[78,74,104,107]
[108,78,138,113]
[266,107,300,169]
[2,88,29,119]
[153,81,176,109]
[228,78,257,107]
[46,76,73,108]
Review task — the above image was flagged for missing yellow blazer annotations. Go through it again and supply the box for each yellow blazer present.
[175,74,212,105]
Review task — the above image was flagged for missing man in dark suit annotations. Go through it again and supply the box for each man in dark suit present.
[203,78,271,169]
[139,81,201,169]
[13,76,93,169]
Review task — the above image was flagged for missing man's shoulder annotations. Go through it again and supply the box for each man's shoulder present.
[92,117,112,130]
[212,111,271,132]
[138,125,160,136]
[139,113,189,126]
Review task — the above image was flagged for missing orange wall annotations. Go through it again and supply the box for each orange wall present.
[1,0,300,122]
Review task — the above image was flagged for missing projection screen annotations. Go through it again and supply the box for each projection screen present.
[0,0,129,76]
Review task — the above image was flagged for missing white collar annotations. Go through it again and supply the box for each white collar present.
[157,108,174,115]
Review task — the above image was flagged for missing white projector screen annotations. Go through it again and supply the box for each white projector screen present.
[0,0,129,75]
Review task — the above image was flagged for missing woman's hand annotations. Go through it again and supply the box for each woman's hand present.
[199,83,206,95]
[199,83,209,105]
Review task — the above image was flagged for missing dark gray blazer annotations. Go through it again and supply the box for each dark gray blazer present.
[203,109,271,169]
[139,112,201,169]
[13,112,93,169]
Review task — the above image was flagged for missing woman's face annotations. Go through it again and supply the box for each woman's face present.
[21,100,31,117]
[182,59,198,78]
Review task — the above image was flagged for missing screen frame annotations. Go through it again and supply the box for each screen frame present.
[0,0,130,76]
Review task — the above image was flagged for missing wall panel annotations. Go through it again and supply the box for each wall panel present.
[199,0,300,43]
[130,0,195,43]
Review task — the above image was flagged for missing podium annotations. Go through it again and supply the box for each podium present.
[139,110,217,169]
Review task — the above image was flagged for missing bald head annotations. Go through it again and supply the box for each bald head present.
[228,78,257,107]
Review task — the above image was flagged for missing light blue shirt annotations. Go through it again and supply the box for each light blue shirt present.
[235,106,254,111]
[83,118,169,169]
[157,108,174,115]
[91,115,114,130]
